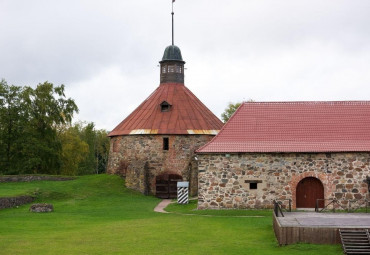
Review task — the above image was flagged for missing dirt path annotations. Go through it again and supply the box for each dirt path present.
[154,199,172,213]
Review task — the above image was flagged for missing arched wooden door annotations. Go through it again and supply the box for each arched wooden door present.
[155,173,182,199]
[296,177,324,208]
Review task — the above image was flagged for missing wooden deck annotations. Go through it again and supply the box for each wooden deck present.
[273,212,370,245]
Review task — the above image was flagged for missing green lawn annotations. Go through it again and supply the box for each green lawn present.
[0,175,342,254]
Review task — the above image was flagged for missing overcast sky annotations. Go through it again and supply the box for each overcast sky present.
[1,0,369,130]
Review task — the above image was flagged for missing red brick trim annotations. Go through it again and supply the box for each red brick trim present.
[290,171,335,209]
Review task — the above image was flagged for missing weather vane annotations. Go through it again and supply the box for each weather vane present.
[172,0,175,45]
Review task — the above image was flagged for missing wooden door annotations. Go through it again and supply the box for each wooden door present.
[155,174,182,199]
[296,177,324,208]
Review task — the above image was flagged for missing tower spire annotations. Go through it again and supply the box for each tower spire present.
[159,0,185,84]
[172,0,175,45]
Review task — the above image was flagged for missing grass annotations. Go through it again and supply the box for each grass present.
[0,175,342,254]
[165,199,272,216]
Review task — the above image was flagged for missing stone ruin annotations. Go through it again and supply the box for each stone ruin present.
[29,203,54,213]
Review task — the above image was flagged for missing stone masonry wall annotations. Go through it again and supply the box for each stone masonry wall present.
[0,176,74,183]
[197,152,370,209]
[107,134,213,196]
[0,196,35,209]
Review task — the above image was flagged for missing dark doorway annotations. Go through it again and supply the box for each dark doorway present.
[296,177,324,208]
[155,173,182,199]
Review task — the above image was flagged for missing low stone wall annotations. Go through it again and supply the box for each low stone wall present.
[0,175,74,183]
[0,196,35,209]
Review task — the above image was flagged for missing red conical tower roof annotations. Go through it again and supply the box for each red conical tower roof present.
[109,42,223,137]
[108,82,223,136]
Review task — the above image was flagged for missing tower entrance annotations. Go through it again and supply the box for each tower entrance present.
[155,173,182,199]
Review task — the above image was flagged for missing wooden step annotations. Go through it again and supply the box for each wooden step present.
[340,229,370,255]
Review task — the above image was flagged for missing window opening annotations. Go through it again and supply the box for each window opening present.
[249,183,258,189]
[113,139,119,152]
[162,66,167,73]
[161,104,170,112]
[168,65,175,73]
[160,101,172,112]
[163,137,169,150]
[245,180,262,190]
[176,66,182,73]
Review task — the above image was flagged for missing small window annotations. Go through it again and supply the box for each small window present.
[250,183,258,189]
[163,137,169,150]
[245,180,262,190]
[160,101,172,112]
[161,104,170,112]
[176,66,182,73]
[162,66,167,73]
[168,65,175,73]
[113,139,119,152]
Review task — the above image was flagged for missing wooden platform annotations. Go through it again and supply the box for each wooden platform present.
[273,212,370,245]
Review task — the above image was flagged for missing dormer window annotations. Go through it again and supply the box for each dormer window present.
[160,101,172,112]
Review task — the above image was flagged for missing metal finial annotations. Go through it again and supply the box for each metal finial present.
[172,0,175,45]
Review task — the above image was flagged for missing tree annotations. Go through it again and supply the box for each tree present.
[94,128,110,174]
[76,122,109,175]
[0,80,27,174]
[57,121,110,175]
[58,124,89,175]
[221,99,255,123]
[22,82,78,174]
[0,80,111,175]
[0,80,78,174]
[221,102,242,123]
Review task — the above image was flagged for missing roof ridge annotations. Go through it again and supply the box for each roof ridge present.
[242,100,370,105]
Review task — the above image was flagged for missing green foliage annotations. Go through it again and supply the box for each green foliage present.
[58,122,110,175]
[0,80,109,175]
[0,80,27,173]
[0,80,79,174]
[0,175,341,255]
[78,122,98,174]
[23,82,78,174]
[58,125,89,175]
[221,102,242,123]
[221,99,255,123]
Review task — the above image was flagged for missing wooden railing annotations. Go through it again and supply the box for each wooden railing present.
[315,198,347,212]
[315,198,370,213]
[348,199,370,213]
[273,199,292,217]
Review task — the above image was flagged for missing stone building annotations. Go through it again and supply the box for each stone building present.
[107,44,223,197]
[196,101,370,209]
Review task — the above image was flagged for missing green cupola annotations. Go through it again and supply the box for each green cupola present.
[159,45,185,84]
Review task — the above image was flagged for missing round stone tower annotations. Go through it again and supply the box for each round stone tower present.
[107,6,223,198]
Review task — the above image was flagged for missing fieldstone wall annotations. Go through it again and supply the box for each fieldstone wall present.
[107,134,213,196]
[197,152,370,209]
[0,196,35,209]
[0,176,74,183]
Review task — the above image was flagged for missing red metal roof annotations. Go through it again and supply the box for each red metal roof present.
[197,101,370,153]
[108,83,223,136]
